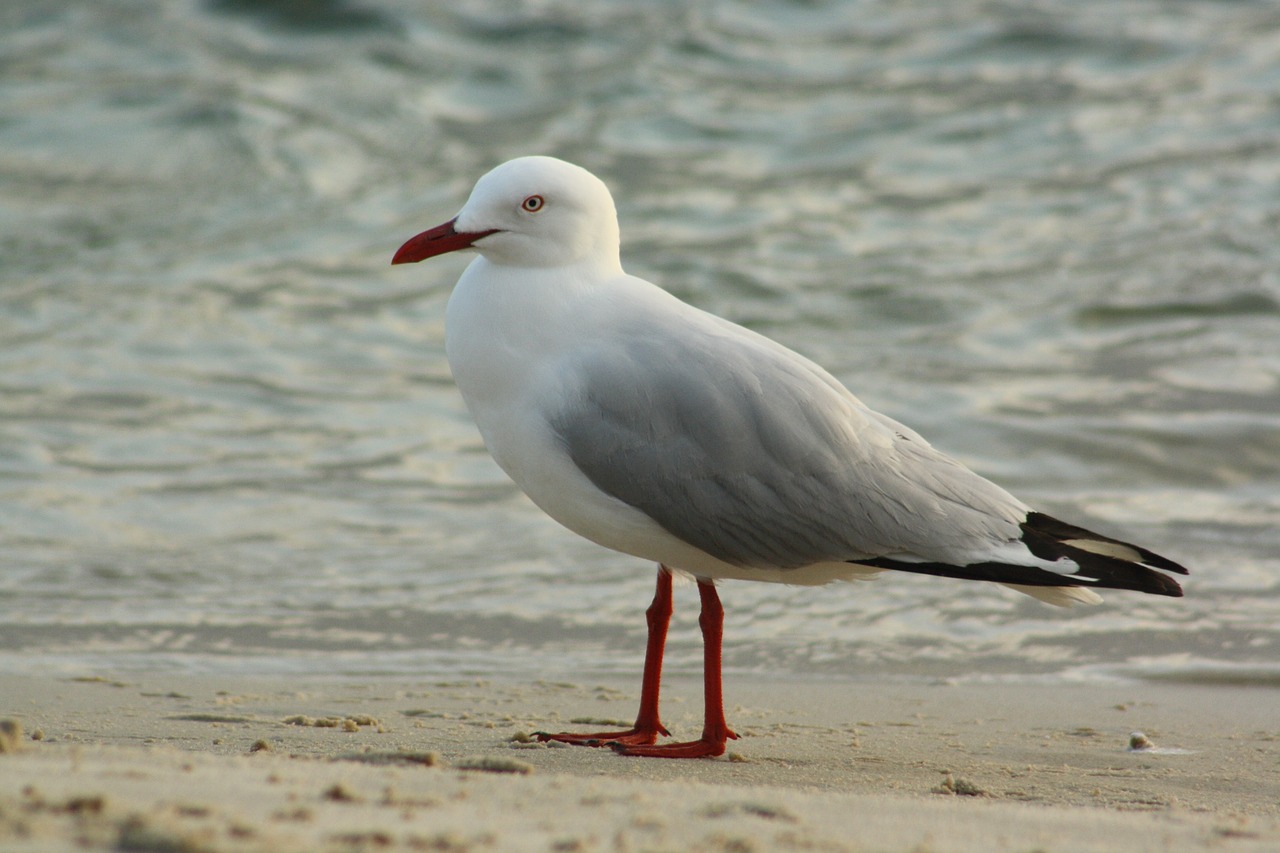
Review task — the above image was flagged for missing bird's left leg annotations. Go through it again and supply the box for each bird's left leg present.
[535,565,673,747]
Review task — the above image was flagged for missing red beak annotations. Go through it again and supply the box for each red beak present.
[391,219,499,265]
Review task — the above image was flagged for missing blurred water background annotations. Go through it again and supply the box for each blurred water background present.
[2,0,1278,687]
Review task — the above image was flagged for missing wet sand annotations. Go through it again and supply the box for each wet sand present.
[2,673,1277,851]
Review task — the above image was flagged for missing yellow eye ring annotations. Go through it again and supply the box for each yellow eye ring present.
[521,195,545,212]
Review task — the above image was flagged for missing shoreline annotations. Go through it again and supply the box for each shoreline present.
[2,673,1278,851]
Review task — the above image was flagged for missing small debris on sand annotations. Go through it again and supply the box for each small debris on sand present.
[0,719,22,753]
[323,783,361,802]
[283,714,385,732]
[455,756,534,774]
[1128,732,1155,752]
[932,771,989,797]
[332,751,439,768]
[167,713,258,724]
[1125,731,1194,754]
[701,801,798,823]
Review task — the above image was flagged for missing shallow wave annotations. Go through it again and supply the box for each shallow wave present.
[2,0,1277,682]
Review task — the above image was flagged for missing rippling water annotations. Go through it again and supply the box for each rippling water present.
[2,0,1278,686]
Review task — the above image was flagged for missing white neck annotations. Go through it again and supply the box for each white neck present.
[445,255,622,420]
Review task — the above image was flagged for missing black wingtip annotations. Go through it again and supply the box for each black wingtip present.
[851,512,1187,598]
[1023,512,1189,576]
[1020,512,1188,596]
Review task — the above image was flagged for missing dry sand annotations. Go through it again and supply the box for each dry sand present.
[1,672,1277,851]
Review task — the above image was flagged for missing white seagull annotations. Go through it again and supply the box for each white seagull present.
[392,156,1187,759]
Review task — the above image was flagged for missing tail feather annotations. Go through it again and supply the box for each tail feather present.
[853,511,1187,600]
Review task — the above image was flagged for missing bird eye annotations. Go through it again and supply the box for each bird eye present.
[521,195,545,212]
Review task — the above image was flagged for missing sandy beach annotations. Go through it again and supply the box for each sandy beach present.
[1,672,1277,851]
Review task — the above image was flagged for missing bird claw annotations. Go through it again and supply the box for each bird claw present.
[608,736,728,759]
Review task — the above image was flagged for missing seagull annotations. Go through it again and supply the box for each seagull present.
[392,156,1188,759]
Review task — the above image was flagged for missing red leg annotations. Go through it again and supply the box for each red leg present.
[535,566,673,747]
[612,577,739,758]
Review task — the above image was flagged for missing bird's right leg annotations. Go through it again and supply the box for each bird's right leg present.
[535,565,673,747]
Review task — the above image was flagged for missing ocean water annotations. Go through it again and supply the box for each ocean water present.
[2,0,1278,687]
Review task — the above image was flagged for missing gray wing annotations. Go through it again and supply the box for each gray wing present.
[548,314,1027,570]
